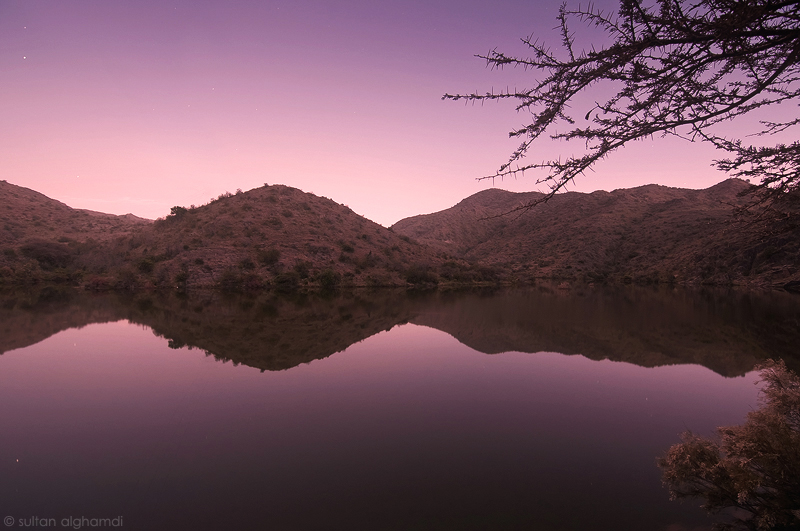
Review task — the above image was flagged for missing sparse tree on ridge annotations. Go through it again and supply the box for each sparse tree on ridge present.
[445,0,800,224]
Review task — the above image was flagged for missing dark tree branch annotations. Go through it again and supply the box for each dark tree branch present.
[445,0,800,219]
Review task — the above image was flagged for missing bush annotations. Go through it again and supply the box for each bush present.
[168,206,188,220]
[274,271,300,292]
[316,269,341,289]
[240,258,256,270]
[217,268,242,291]
[137,258,155,274]
[293,261,311,279]
[659,360,800,531]
[404,264,439,285]
[257,248,281,265]
[20,241,73,270]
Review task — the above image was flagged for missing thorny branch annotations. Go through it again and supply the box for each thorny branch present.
[444,0,800,220]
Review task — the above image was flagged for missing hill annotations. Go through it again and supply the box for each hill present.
[0,182,488,289]
[0,180,150,246]
[1,178,797,289]
[392,179,800,288]
[103,184,469,289]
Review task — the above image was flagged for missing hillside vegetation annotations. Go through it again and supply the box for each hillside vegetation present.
[392,179,799,288]
[0,180,150,247]
[1,178,797,290]
[0,181,487,289]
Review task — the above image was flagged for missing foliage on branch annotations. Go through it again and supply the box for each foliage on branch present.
[658,359,800,530]
[445,0,800,218]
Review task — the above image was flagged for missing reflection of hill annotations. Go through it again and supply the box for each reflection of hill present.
[123,290,421,371]
[0,287,126,354]
[1,287,798,376]
[410,287,800,377]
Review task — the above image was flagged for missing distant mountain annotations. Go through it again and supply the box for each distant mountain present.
[0,180,151,247]
[392,179,799,288]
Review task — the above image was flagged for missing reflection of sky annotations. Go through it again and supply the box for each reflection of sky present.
[0,320,759,530]
[0,0,749,226]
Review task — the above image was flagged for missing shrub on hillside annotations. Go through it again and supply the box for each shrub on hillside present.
[257,248,281,266]
[20,241,73,270]
[85,275,113,291]
[168,206,189,220]
[217,268,243,292]
[293,261,311,279]
[239,258,256,270]
[274,271,300,292]
[404,264,439,285]
[137,258,155,274]
[316,269,341,289]
[115,268,141,291]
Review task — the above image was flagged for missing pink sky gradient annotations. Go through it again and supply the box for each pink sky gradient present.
[1,0,739,226]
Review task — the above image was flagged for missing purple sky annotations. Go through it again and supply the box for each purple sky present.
[2,0,734,226]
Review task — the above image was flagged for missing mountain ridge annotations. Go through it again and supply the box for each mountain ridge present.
[392,178,799,288]
[1,178,797,289]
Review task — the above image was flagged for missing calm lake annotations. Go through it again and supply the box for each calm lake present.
[1,286,799,530]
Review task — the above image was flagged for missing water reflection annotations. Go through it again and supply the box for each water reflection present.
[2,286,798,530]
[2,285,799,375]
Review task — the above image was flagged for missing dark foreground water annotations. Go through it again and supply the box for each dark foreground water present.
[1,286,798,530]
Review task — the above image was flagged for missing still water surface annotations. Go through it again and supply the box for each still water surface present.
[1,286,798,530]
